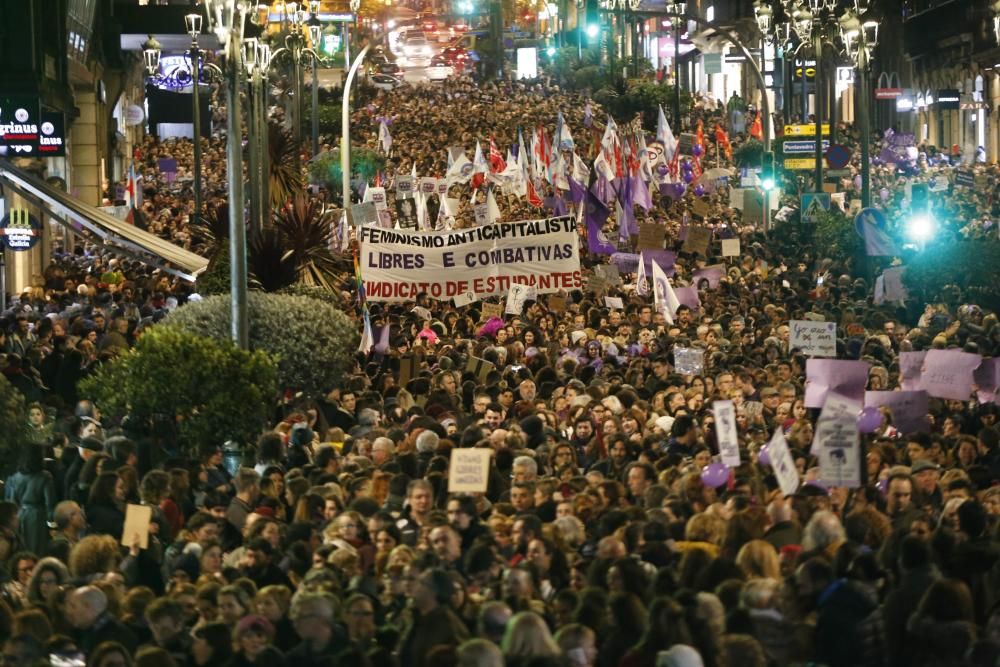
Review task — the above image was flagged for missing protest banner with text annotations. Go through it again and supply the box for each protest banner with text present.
[359,216,582,302]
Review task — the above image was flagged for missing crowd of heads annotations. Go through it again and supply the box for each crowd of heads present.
[2,64,999,667]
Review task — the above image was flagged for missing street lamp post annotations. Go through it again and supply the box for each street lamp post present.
[666,1,685,130]
[342,45,371,208]
[841,3,878,208]
[204,0,250,349]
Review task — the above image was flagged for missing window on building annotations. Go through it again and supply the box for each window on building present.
[67,0,98,64]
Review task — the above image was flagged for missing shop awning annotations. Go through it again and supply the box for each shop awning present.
[0,160,209,282]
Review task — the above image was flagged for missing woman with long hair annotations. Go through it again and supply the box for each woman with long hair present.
[87,641,135,667]
[86,472,126,538]
[501,611,561,667]
[191,622,233,667]
[4,446,56,555]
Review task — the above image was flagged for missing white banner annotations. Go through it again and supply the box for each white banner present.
[713,400,740,467]
[359,216,582,302]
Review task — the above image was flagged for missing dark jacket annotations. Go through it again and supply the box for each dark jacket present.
[79,612,139,655]
[86,500,126,538]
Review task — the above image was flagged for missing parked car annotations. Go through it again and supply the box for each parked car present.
[370,73,403,90]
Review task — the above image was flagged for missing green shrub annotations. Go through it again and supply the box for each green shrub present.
[164,292,359,396]
[79,327,277,451]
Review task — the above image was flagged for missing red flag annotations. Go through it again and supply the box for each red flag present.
[526,177,544,208]
[750,113,763,140]
[714,124,732,160]
[489,137,506,174]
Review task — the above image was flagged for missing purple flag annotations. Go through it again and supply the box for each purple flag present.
[585,189,615,255]
[551,192,568,216]
[632,173,652,211]
[568,176,586,204]
[618,176,638,241]
[641,249,676,277]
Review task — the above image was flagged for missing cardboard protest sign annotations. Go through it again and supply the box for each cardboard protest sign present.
[465,356,495,382]
[366,186,388,211]
[899,351,927,391]
[691,265,725,289]
[638,223,665,250]
[506,283,530,314]
[395,175,415,198]
[480,302,503,320]
[377,210,393,229]
[674,347,704,376]
[864,391,930,433]
[419,177,438,195]
[921,349,981,400]
[789,320,837,357]
[743,190,764,224]
[713,400,740,467]
[122,504,152,550]
[804,359,870,408]
[721,238,741,257]
[448,448,492,493]
[812,394,862,487]
[604,296,624,309]
[768,428,800,497]
[454,291,479,307]
[473,203,489,226]
[350,202,378,226]
[682,226,712,256]
[548,294,567,313]
[729,188,745,210]
[399,354,418,388]
[594,264,622,285]
[586,275,608,294]
[690,198,712,220]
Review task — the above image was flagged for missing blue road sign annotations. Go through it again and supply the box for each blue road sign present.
[783,140,830,154]
[825,143,851,169]
[854,207,887,238]
[801,193,831,224]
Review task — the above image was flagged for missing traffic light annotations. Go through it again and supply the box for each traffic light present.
[760,151,776,191]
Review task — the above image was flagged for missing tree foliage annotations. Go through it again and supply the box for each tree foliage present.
[164,292,359,396]
[80,327,277,451]
[903,238,1000,313]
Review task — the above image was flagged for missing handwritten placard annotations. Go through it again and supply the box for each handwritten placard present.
[690,198,712,220]
[638,223,665,250]
[349,202,378,226]
[921,349,981,400]
[480,302,503,321]
[899,351,927,391]
[721,238,741,257]
[790,320,837,357]
[594,264,622,285]
[121,503,152,550]
[604,296,624,309]
[713,400,740,467]
[448,448,492,493]
[682,226,712,256]
[465,356,495,382]
[804,359,870,408]
[506,284,530,314]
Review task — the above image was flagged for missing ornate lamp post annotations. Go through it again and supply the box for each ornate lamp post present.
[840,1,878,207]
[204,0,250,349]
[665,1,686,129]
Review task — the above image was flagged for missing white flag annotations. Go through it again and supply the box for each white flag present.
[651,260,676,325]
[378,120,392,154]
[486,189,502,224]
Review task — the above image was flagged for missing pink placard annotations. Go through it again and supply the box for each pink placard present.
[805,359,871,408]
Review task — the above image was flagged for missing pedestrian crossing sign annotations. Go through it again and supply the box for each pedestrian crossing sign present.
[800,193,831,224]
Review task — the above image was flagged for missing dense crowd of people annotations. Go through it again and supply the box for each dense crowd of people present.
[1,64,999,667]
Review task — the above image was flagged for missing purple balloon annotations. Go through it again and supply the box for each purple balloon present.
[692,144,704,157]
[701,462,730,488]
[673,182,686,197]
[694,184,706,197]
[857,406,882,434]
[657,163,670,176]
[683,171,694,184]
[758,444,771,467]
[681,160,693,173]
